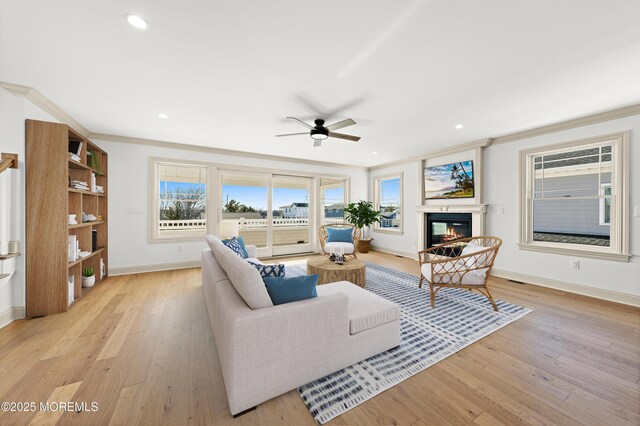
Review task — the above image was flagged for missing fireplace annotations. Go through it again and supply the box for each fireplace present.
[426,213,472,248]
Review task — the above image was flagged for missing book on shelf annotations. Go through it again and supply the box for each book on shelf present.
[68,141,83,157]
[87,150,102,174]
[68,276,75,306]
[70,178,89,191]
[68,235,78,262]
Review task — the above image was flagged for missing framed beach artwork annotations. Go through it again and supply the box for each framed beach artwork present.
[424,160,475,199]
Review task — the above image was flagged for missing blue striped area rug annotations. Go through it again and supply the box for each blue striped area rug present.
[287,262,532,424]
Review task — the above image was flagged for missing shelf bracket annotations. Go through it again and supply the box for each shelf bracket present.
[0,153,18,174]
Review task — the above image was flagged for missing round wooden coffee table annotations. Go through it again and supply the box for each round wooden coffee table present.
[307,257,366,288]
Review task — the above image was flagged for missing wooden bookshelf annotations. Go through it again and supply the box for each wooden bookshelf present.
[26,120,109,318]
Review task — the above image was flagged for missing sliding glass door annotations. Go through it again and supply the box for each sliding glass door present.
[219,172,315,257]
[272,175,313,256]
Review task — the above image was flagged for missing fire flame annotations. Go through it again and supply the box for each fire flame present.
[442,226,463,242]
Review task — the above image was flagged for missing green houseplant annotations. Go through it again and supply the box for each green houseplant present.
[344,200,381,253]
[82,266,95,288]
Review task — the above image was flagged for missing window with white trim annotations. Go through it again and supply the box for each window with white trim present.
[520,133,629,261]
[151,160,208,241]
[374,173,403,233]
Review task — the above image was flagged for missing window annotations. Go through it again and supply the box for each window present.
[519,132,629,261]
[150,160,208,241]
[221,173,269,248]
[320,178,348,225]
[374,173,403,233]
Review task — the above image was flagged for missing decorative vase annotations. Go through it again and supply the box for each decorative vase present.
[82,275,95,288]
[358,238,373,253]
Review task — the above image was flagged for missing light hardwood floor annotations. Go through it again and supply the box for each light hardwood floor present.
[0,251,638,425]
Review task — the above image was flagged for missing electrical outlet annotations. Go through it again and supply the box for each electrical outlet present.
[570,260,580,270]
[635,206,640,217]
[178,245,184,252]
[498,207,505,215]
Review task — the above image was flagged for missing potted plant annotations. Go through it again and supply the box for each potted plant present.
[82,266,96,288]
[344,200,381,253]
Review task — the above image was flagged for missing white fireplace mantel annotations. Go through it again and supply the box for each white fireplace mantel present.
[416,204,488,250]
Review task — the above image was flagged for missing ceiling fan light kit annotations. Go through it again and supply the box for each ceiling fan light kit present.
[277,117,361,147]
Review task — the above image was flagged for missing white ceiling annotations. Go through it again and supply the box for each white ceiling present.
[1,0,639,167]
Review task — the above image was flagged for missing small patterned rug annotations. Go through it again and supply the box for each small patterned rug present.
[287,262,532,424]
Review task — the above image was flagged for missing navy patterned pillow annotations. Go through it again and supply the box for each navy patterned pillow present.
[248,261,286,279]
[222,237,248,259]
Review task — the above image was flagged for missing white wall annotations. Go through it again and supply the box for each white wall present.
[369,162,420,258]
[485,114,640,299]
[0,90,60,323]
[93,138,369,273]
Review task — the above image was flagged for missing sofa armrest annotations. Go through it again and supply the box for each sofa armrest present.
[218,292,350,412]
[245,244,257,258]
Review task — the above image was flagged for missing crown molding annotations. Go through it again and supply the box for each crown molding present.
[0,81,90,137]
[490,103,640,145]
[90,132,369,171]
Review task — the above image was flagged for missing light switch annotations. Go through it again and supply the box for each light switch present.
[126,206,141,214]
[635,206,640,217]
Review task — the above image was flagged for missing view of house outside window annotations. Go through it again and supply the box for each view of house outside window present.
[376,176,402,230]
[531,144,612,247]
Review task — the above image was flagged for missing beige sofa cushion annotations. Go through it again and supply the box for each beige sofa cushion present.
[207,235,273,309]
[317,282,400,335]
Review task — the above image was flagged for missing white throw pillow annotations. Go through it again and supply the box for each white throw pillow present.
[217,247,274,309]
[460,242,490,277]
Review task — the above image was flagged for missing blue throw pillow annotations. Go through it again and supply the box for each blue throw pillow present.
[222,236,248,258]
[248,261,285,279]
[263,274,319,305]
[326,227,353,243]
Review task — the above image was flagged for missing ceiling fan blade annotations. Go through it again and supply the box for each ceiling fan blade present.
[328,132,361,142]
[275,132,309,137]
[286,117,313,129]
[326,118,356,131]
[313,140,322,147]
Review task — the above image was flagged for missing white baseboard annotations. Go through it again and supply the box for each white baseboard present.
[109,260,201,276]
[370,246,418,260]
[492,268,640,307]
[0,306,26,329]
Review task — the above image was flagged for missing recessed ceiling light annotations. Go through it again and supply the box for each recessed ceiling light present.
[125,14,149,30]
[455,124,464,130]
[372,151,378,155]
[157,113,169,119]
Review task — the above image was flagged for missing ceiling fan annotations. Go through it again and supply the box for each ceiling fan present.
[276,117,361,147]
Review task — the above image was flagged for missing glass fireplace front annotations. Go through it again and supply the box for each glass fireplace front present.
[426,213,472,248]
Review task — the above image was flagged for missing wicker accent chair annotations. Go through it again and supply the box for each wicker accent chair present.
[418,236,503,311]
[318,224,361,259]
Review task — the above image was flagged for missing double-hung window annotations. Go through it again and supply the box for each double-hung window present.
[150,160,208,241]
[374,173,403,233]
[519,132,629,261]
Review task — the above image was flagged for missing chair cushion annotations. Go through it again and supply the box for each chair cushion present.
[324,242,355,254]
[248,261,286,280]
[326,227,354,243]
[317,282,401,335]
[263,274,318,305]
[222,236,249,258]
[460,242,490,276]
[420,263,487,286]
[216,244,274,309]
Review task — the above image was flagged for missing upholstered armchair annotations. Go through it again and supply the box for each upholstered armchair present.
[417,236,502,311]
[318,224,361,259]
